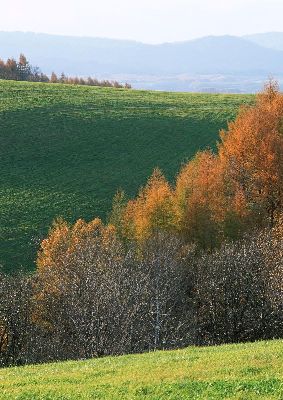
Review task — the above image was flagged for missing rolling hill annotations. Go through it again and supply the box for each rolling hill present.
[0,80,253,271]
[0,340,282,399]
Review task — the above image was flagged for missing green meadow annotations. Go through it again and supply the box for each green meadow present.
[0,80,253,270]
[0,340,282,399]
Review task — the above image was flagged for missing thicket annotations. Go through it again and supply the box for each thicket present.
[114,80,283,246]
[0,82,283,367]
[0,54,131,88]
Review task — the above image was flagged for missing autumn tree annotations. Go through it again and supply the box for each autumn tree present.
[17,54,31,80]
[0,53,130,87]
[174,150,223,248]
[172,81,283,245]
[35,218,118,326]
[34,219,192,359]
[50,72,58,83]
[218,80,283,228]
[36,217,117,276]
[5,58,17,80]
[122,169,175,242]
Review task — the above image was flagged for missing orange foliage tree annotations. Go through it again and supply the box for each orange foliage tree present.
[218,80,283,228]
[36,81,283,271]
[38,218,96,270]
[174,150,224,248]
[37,217,118,275]
[35,217,118,326]
[122,168,175,242]
[118,81,283,248]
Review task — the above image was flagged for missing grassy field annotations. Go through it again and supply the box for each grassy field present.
[0,340,282,399]
[0,80,253,270]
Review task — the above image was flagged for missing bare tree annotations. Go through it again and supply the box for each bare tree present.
[192,230,283,345]
[0,271,34,366]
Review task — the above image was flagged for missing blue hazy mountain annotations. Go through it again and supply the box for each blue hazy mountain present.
[244,32,283,51]
[0,31,282,92]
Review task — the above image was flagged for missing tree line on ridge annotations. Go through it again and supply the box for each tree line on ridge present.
[0,54,131,88]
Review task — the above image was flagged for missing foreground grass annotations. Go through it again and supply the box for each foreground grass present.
[0,80,253,270]
[0,340,282,399]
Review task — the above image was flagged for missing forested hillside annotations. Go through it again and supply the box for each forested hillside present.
[0,80,253,270]
[1,82,283,371]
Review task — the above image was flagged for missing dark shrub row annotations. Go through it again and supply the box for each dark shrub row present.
[1,227,282,367]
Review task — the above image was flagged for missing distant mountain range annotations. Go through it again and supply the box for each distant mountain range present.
[0,31,282,92]
[244,32,283,51]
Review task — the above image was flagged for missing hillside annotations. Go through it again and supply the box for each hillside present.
[244,32,283,51]
[0,80,253,270]
[0,32,283,92]
[0,340,282,399]
[1,32,283,75]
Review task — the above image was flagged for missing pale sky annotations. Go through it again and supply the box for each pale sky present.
[1,0,283,43]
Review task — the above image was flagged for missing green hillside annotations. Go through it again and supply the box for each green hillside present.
[0,81,253,270]
[1,340,282,399]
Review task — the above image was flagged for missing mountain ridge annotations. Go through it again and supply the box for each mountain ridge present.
[244,32,283,51]
[0,31,282,92]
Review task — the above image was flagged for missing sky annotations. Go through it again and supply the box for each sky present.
[2,0,283,43]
